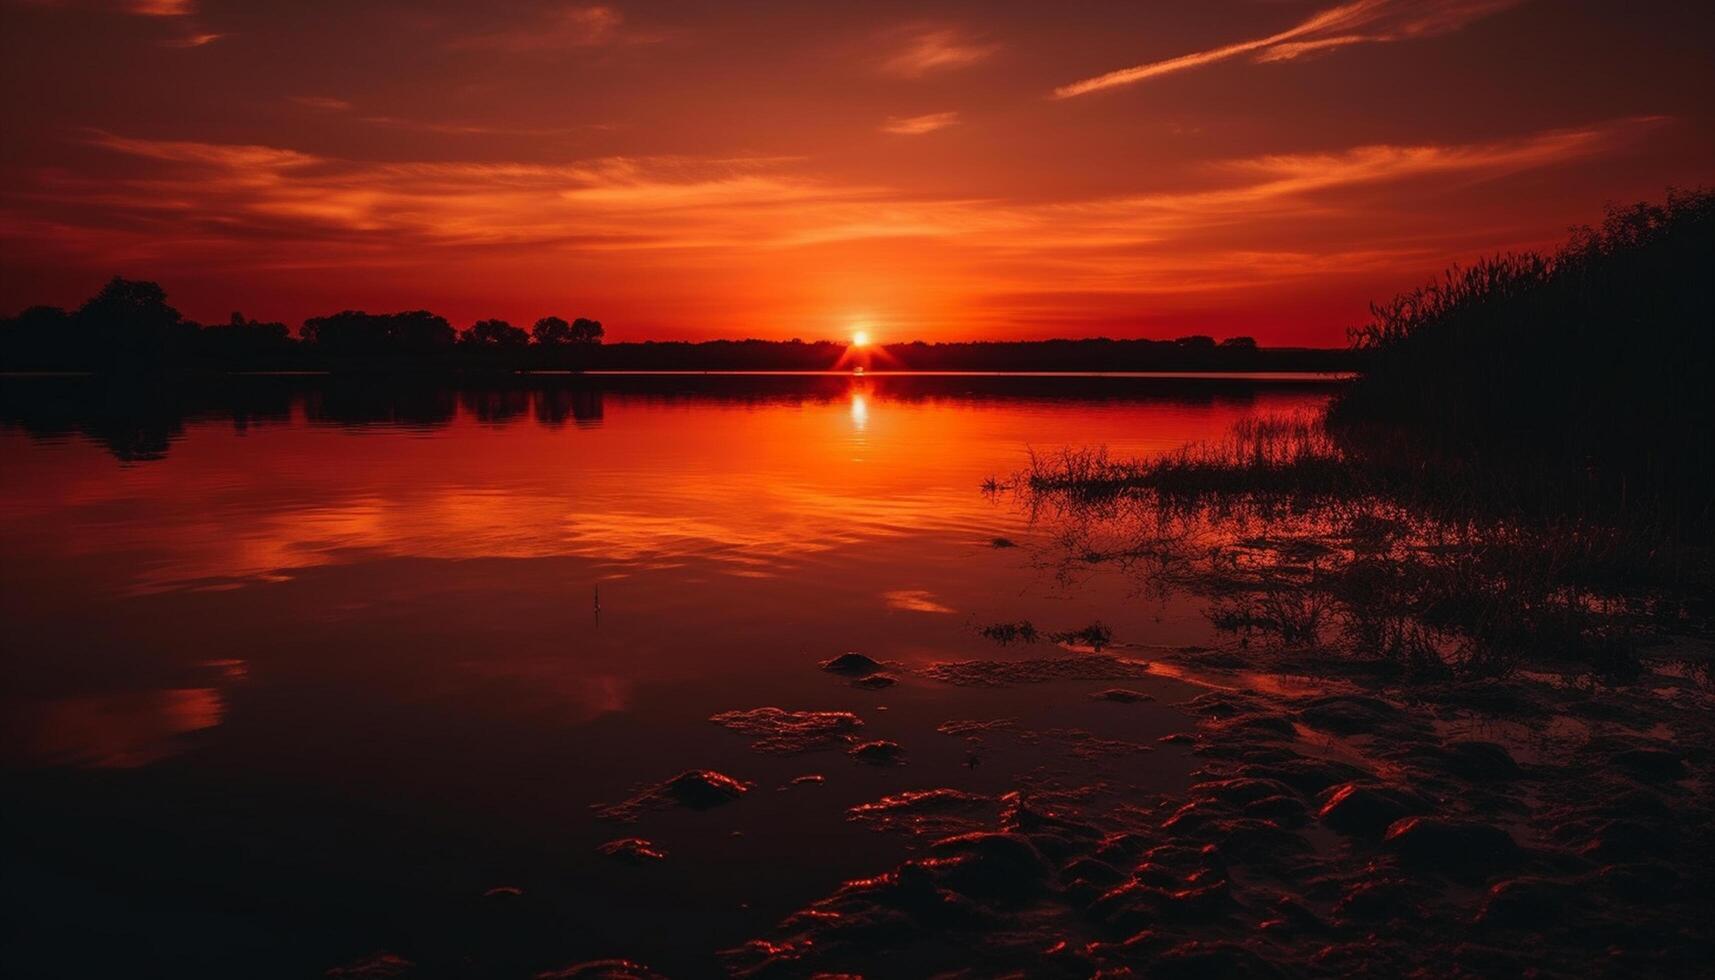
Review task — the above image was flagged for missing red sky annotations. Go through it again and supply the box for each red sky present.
[1,0,1711,345]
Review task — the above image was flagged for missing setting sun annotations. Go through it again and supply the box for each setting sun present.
[851,329,871,348]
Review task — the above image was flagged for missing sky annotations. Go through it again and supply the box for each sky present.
[1,0,1711,344]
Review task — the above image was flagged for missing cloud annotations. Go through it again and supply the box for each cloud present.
[0,118,1658,332]
[880,111,960,136]
[290,96,354,112]
[286,96,595,137]
[160,31,221,47]
[126,0,191,14]
[880,27,998,78]
[1056,0,1523,97]
[455,4,645,51]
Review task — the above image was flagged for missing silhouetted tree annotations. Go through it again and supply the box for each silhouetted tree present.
[532,316,572,345]
[0,305,75,368]
[77,277,192,362]
[569,317,605,344]
[198,312,292,360]
[1219,336,1259,351]
[303,310,456,355]
[463,318,530,347]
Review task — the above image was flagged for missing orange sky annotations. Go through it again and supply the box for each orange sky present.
[1,0,1711,344]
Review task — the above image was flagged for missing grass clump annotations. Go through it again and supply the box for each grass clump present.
[978,621,1040,645]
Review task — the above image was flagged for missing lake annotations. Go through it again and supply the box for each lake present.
[0,373,1341,976]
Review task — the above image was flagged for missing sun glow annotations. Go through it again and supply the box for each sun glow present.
[851,329,871,347]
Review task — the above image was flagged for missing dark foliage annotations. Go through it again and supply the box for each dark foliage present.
[462,319,530,348]
[1330,189,1715,538]
[301,310,457,355]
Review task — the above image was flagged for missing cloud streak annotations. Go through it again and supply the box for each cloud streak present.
[3,118,1646,272]
[0,115,1661,339]
[126,0,192,15]
[1056,0,1524,97]
[880,27,998,78]
[455,4,653,51]
[880,112,960,136]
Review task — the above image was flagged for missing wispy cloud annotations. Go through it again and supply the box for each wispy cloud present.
[455,4,650,51]
[880,111,960,136]
[880,26,998,78]
[1056,0,1523,97]
[126,0,192,15]
[0,117,1658,332]
[286,95,597,137]
[289,95,354,112]
[160,31,221,47]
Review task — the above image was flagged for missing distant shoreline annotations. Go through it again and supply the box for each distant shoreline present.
[1,368,1354,382]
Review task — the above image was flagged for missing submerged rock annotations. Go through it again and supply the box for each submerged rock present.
[849,789,993,837]
[1317,783,1429,837]
[665,769,753,807]
[1294,694,1409,736]
[326,953,415,978]
[1476,876,1583,928]
[922,655,1153,688]
[1093,687,1154,703]
[1333,876,1422,922]
[709,707,863,753]
[1610,748,1686,782]
[1441,740,1522,782]
[1578,818,1670,861]
[537,960,668,980]
[849,739,906,765]
[927,832,1056,903]
[1148,940,1282,980]
[1243,757,1370,795]
[598,838,667,863]
[1383,817,1521,875]
[821,652,885,676]
[595,769,754,820]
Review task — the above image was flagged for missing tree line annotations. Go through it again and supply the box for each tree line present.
[0,278,604,371]
[0,277,1351,373]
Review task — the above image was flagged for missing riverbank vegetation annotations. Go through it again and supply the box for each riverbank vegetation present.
[994,191,1714,681]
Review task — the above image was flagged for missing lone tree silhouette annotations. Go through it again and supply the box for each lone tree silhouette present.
[569,317,604,344]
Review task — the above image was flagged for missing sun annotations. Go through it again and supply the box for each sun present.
[851,329,871,348]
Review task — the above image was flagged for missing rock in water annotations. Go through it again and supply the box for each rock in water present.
[537,960,668,980]
[595,769,754,820]
[1317,783,1428,837]
[665,769,753,808]
[849,739,906,765]
[598,838,667,863]
[1093,688,1154,703]
[1383,817,1521,875]
[821,652,884,676]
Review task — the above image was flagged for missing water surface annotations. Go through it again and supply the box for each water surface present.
[0,374,1337,976]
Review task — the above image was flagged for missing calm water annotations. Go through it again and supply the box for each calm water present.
[0,374,1337,977]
